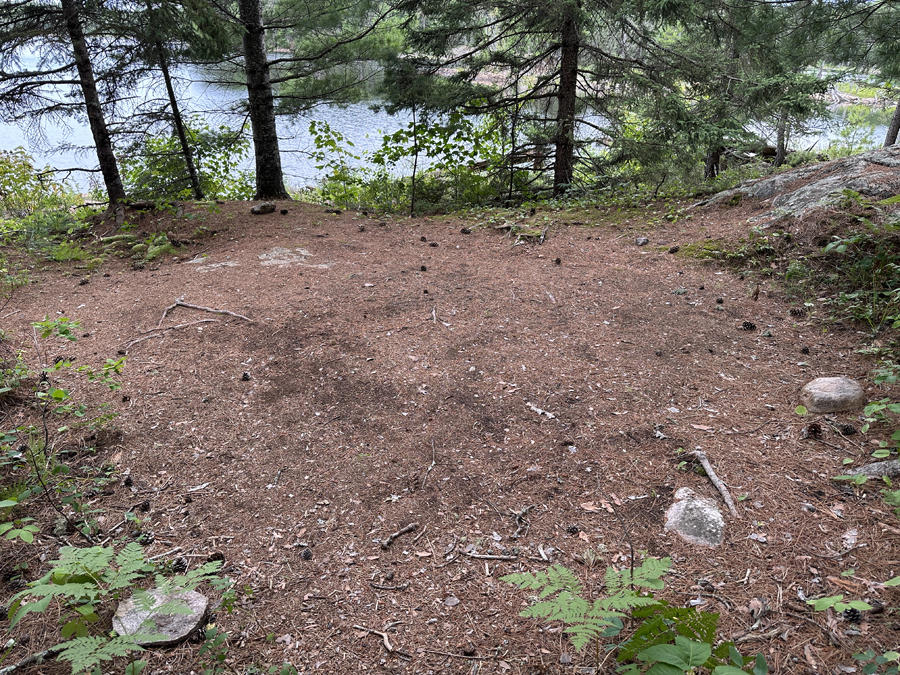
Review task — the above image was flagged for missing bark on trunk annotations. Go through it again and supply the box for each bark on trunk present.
[704,148,721,180]
[239,0,289,201]
[61,0,126,205]
[553,4,579,196]
[147,0,204,200]
[884,100,900,147]
[774,111,789,168]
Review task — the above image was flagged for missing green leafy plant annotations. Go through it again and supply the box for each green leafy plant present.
[852,649,900,675]
[0,514,39,543]
[7,543,232,675]
[502,560,668,652]
[121,119,253,201]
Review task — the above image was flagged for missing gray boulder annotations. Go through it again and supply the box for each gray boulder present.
[800,377,865,413]
[113,588,208,647]
[696,146,900,226]
[665,487,725,547]
[250,202,276,215]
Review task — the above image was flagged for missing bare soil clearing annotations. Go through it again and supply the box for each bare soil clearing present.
[1,198,898,675]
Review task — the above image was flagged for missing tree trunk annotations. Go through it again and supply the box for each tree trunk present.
[146,0,204,200]
[61,0,126,205]
[553,3,579,196]
[884,100,900,147]
[704,148,721,179]
[774,111,789,168]
[239,0,289,201]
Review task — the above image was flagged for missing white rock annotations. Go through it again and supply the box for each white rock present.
[800,377,865,413]
[665,487,725,547]
[113,588,207,647]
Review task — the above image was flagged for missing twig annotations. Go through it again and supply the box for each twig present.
[727,419,775,435]
[412,524,428,544]
[381,522,418,549]
[783,611,851,650]
[0,644,67,675]
[463,552,517,561]
[148,546,183,561]
[689,450,740,518]
[123,333,164,351]
[431,306,437,324]
[1,309,21,319]
[526,401,556,419]
[158,298,253,328]
[511,505,533,539]
[369,582,410,591]
[421,649,496,661]
[422,440,436,489]
[353,625,409,656]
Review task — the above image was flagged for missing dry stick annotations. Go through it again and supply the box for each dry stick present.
[421,440,436,489]
[463,552,517,561]
[421,649,496,661]
[381,522,418,550]
[727,419,776,435]
[369,582,410,591]
[0,644,67,675]
[690,450,740,518]
[353,625,407,656]
[783,612,851,650]
[158,298,254,328]
[411,524,428,545]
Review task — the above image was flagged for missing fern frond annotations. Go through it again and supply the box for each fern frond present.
[520,590,590,622]
[501,565,583,597]
[56,634,142,674]
[618,604,721,664]
[565,619,621,652]
[107,543,155,590]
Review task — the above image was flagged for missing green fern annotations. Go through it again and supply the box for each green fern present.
[7,543,230,675]
[502,558,671,652]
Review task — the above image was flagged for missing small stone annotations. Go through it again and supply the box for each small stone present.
[559,653,572,664]
[241,372,251,381]
[635,237,649,246]
[665,487,725,547]
[462,645,476,656]
[250,202,276,215]
[113,588,208,647]
[384,570,395,582]
[800,377,865,413]
[761,330,773,337]
[444,595,460,607]
[716,298,724,304]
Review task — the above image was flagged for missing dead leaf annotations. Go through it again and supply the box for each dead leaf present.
[444,596,460,607]
[609,493,623,506]
[415,551,432,558]
[578,531,590,542]
[580,501,603,513]
[498,661,511,671]
[804,644,817,669]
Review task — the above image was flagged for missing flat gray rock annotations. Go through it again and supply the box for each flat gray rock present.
[846,459,900,478]
[800,377,865,413]
[113,588,208,647]
[250,202,276,215]
[696,146,900,226]
[665,487,725,547]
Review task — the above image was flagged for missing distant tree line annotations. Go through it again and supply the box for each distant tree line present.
[0,0,898,207]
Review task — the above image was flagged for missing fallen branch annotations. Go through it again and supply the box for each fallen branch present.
[369,582,410,591]
[526,401,556,419]
[0,644,67,675]
[123,319,220,351]
[421,441,436,489]
[422,648,496,661]
[352,625,409,657]
[158,298,253,328]
[689,450,740,518]
[463,552,517,561]
[381,522,418,550]
[846,459,900,478]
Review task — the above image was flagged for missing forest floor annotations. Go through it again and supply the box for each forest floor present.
[1,194,898,675]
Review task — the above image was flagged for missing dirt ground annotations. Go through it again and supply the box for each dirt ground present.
[1,197,898,675]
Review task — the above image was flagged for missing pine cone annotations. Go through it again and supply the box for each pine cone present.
[742,321,757,331]
[566,525,580,534]
[838,423,856,436]
[790,307,806,317]
[843,607,862,624]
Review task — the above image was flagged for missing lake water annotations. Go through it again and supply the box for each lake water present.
[0,57,413,192]
[0,53,893,193]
